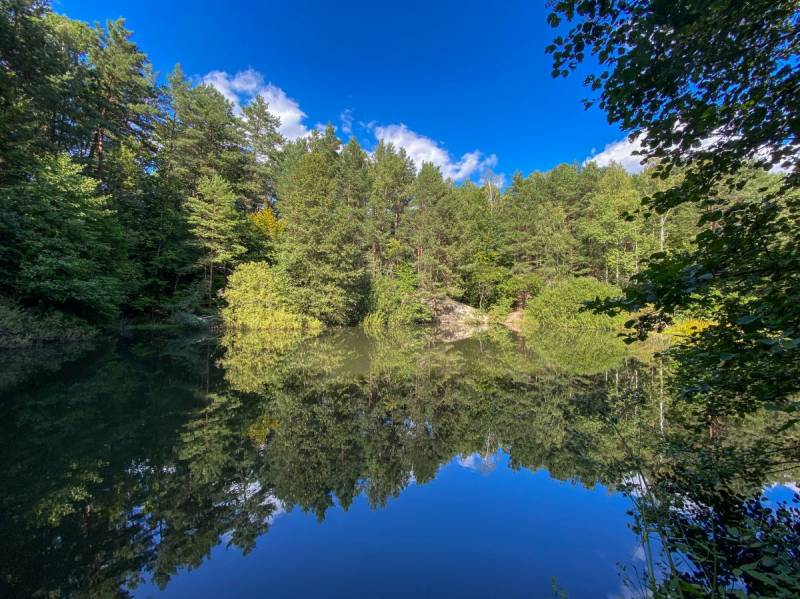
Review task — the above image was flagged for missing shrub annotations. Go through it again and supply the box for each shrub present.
[498,272,542,309]
[523,276,626,330]
[2,155,131,321]
[221,262,322,332]
[362,267,433,333]
[0,298,96,348]
[489,272,544,320]
[664,317,714,340]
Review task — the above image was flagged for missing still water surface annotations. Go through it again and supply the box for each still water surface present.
[2,327,794,597]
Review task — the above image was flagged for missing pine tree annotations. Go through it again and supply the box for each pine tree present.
[0,1,82,182]
[185,174,248,301]
[164,67,246,193]
[84,18,159,184]
[275,126,368,325]
[366,141,415,273]
[335,138,370,211]
[407,163,458,298]
[241,95,284,211]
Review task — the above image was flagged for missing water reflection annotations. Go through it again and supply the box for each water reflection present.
[0,327,798,597]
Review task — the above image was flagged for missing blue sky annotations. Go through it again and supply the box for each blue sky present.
[55,0,639,183]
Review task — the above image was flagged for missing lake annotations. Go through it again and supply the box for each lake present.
[1,327,797,597]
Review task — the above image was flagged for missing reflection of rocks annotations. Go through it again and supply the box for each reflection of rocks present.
[434,320,490,342]
[427,297,489,342]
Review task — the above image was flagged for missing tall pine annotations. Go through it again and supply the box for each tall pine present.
[275,126,367,325]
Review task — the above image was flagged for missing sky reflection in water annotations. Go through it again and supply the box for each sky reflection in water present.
[3,326,797,598]
[133,451,639,598]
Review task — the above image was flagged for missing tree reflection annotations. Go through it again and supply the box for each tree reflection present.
[0,327,797,597]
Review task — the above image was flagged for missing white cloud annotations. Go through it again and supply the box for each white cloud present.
[200,72,503,177]
[373,123,498,182]
[587,129,795,175]
[202,68,310,140]
[339,109,354,136]
[456,452,497,475]
[584,134,647,173]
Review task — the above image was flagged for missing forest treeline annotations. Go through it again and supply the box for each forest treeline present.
[0,3,677,337]
[0,1,789,346]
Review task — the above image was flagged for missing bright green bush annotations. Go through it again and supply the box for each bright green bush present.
[221,262,322,332]
[362,266,433,333]
[523,276,625,330]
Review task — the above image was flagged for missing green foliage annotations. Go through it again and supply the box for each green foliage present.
[0,3,796,595]
[0,298,95,348]
[275,127,369,325]
[0,155,131,320]
[496,272,542,311]
[526,328,628,375]
[185,173,249,300]
[524,277,625,330]
[221,261,322,332]
[0,1,710,338]
[548,0,800,415]
[366,141,415,273]
[83,17,160,181]
[404,162,461,298]
[578,165,648,284]
[240,95,284,209]
[1,0,794,434]
[547,0,799,200]
[165,68,247,189]
[362,266,433,333]
[461,250,509,310]
[500,169,580,280]
[547,6,800,593]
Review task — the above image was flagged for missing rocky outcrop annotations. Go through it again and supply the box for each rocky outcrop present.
[427,298,489,342]
[425,298,526,341]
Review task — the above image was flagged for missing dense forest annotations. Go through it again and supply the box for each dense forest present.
[1,0,762,343]
[2,0,798,418]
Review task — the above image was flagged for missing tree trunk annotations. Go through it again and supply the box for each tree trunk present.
[92,125,106,180]
[659,362,665,434]
[208,263,214,303]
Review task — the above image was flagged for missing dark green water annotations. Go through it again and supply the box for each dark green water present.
[1,327,798,598]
